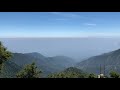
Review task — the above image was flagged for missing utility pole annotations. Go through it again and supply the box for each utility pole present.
[104,65,105,75]
[104,60,105,76]
[100,64,101,74]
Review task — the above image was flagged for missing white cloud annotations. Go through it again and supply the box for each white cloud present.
[49,12,102,24]
[49,12,82,19]
[84,23,96,26]
[49,12,60,14]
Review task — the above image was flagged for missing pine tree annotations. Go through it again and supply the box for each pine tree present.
[16,62,42,78]
[0,41,12,71]
[109,71,119,78]
[88,73,96,78]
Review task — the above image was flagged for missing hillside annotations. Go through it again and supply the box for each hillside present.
[0,61,22,78]
[76,49,120,75]
[8,52,76,76]
[48,67,88,78]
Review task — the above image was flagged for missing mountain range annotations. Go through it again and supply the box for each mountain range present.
[0,52,76,78]
[2,48,120,78]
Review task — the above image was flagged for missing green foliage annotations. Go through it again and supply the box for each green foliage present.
[0,61,22,78]
[0,41,12,70]
[88,73,97,78]
[48,67,88,78]
[16,62,42,78]
[109,71,120,78]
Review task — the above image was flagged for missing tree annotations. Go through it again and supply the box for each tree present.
[0,41,12,71]
[16,62,42,78]
[109,71,119,78]
[48,72,87,78]
[88,73,96,78]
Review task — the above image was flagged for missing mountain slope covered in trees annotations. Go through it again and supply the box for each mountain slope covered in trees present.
[48,67,88,78]
[0,61,22,78]
[76,48,120,75]
[7,52,76,76]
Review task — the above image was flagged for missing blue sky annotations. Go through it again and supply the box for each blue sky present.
[1,12,120,38]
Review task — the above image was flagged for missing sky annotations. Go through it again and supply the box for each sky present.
[1,12,120,38]
[1,12,120,60]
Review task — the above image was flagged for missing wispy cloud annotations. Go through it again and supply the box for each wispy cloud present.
[49,12,99,25]
[84,23,96,26]
[49,12,82,19]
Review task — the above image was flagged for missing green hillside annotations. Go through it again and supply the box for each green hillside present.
[76,49,120,75]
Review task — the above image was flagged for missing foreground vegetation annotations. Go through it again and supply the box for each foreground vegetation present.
[48,67,90,78]
[0,42,12,71]
[16,62,42,78]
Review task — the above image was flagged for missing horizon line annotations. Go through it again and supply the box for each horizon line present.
[1,36,120,39]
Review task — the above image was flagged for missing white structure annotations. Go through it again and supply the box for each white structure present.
[98,74,104,78]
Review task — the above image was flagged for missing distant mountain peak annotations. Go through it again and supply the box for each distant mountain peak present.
[25,52,46,58]
[28,52,40,54]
